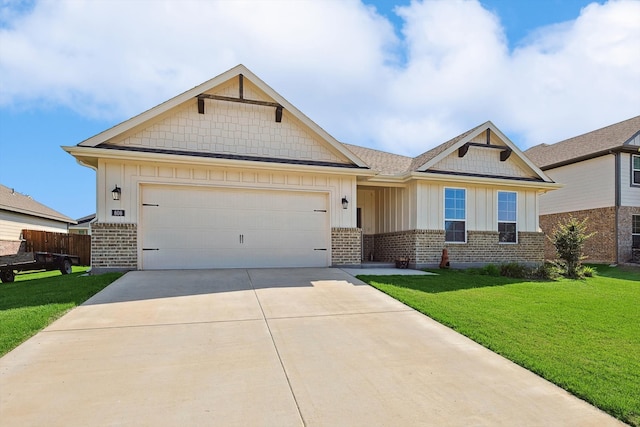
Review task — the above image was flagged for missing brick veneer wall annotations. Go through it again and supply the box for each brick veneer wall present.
[618,206,640,263]
[331,228,361,266]
[372,229,543,268]
[539,207,616,264]
[444,231,544,266]
[362,234,375,262]
[91,223,137,273]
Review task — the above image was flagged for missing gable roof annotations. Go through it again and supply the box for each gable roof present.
[525,115,640,169]
[343,143,412,175]
[345,121,554,184]
[0,184,75,224]
[74,64,367,169]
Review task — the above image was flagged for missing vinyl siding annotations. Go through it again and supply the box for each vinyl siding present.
[0,210,69,241]
[539,155,615,215]
[621,153,640,207]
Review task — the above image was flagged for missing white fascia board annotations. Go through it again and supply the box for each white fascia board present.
[416,122,489,172]
[64,146,375,177]
[487,123,555,183]
[74,64,368,168]
[408,171,563,190]
[416,121,554,183]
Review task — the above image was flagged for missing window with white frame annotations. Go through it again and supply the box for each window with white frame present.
[445,188,466,242]
[633,215,640,249]
[498,191,517,243]
[633,155,640,186]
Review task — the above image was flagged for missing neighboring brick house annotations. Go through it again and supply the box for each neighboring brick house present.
[525,115,640,264]
[64,64,559,273]
[0,184,76,255]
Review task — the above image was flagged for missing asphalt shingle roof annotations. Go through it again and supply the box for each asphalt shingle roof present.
[344,122,488,176]
[0,184,75,223]
[525,115,640,169]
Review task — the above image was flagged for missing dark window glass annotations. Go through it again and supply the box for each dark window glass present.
[445,220,465,242]
[498,222,517,243]
[445,188,466,242]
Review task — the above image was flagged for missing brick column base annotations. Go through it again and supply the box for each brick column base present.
[91,223,137,274]
[331,228,361,266]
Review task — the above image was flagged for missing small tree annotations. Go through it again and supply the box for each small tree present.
[551,216,595,279]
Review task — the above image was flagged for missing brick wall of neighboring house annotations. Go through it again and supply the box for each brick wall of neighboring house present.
[331,228,361,266]
[539,207,616,264]
[618,206,640,263]
[371,229,543,268]
[91,223,137,273]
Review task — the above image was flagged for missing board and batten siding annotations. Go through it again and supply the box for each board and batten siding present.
[97,159,357,229]
[620,153,640,207]
[0,210,69,241]
[539,155,615,215]
[358,182,539,235]
[414,182,539,233]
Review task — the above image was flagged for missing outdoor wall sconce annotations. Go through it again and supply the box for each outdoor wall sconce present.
[112,185,121,201]
[342,196,349,209]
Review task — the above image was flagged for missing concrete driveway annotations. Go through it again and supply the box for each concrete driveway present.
[0,268,623,426]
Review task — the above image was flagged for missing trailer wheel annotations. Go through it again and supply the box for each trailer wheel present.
[60,259,72,275]
[0,270,15,283]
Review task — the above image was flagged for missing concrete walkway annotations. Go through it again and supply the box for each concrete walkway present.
[0,268,623,426]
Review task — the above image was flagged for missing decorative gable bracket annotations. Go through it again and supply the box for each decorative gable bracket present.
[196,74,284,122]
[458,142,512,162]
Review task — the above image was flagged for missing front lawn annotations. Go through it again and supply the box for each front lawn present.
[0,267,122,356]
[358,265,640,426]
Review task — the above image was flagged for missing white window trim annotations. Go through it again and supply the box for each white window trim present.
[444,187,467,244]
[497,190,518,244]
[632,154,640,186]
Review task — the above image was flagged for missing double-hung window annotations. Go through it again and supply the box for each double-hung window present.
[444,188,466,242]
[498,191,517,243]
[633,215,640,249]
[633,155,640,186]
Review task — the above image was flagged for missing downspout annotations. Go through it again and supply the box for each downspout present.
[613,151,620,264]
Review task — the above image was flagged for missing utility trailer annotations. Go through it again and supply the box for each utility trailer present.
[0,251,79,283]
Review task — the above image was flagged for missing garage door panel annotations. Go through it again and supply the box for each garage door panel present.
[141,186,329,269]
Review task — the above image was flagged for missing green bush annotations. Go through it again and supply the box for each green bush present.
[481,264,501,276]
[551,216,595,279]
[581,265,596,278]
[500,262,529,278]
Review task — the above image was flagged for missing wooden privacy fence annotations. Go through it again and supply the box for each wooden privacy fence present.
[21,230,91,266]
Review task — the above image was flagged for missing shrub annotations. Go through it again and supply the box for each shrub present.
[530,262,561,280]
[581,265,596,278]
[551,217,595,279]
[500,262,529,278]
[481,264,501,276]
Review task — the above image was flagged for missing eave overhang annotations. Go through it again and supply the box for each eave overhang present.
[358,170,562,191]
[0,206,76,224]
[62,145,375,177]
[539,145,640,170]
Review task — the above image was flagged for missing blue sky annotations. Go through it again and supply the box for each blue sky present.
[0,0,638,220]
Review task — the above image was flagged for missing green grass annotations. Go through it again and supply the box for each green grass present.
[358,265,640,426]
[0,267,122,357]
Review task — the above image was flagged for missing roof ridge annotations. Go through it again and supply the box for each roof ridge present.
[550,114,640,147]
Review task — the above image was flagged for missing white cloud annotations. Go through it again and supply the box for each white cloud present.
[0,0,638,154]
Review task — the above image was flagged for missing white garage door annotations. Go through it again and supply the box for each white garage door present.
[140,185,330,269]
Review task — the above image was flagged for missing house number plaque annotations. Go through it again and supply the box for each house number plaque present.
[111,209,125,217]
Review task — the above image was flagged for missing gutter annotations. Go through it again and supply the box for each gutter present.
[613,150,620,263]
